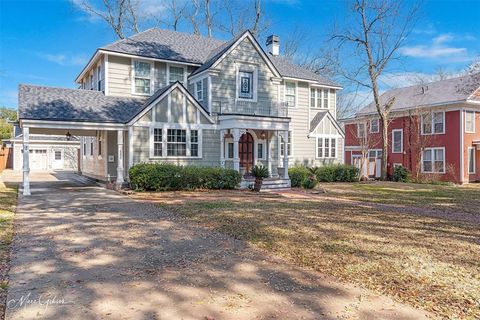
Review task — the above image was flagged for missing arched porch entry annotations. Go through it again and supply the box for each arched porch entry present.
[239,132,254,173]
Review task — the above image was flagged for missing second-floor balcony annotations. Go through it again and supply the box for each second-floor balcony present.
[212,99,289,118]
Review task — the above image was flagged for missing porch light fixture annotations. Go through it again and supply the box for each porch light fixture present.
[260,131,266,139]
[66,131,72,141]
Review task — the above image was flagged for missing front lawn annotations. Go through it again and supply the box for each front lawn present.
[132,187,480,319]
[0,181,17,319]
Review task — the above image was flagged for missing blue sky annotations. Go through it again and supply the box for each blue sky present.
[0,0,479,108]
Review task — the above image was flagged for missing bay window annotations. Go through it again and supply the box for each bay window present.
[422,148,445,173]
[190,130,199,157]
[134,60,151,94]
[153,128,162,157]
[167,129,187,156]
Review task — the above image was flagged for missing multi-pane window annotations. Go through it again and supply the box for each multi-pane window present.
[468,147,475,174]
[134,61,151,94]
[238,71,254,99]
[357,123,366,138]
[169,66,184,84]
[227,142,234,159]
[97,66,102,91]
[309,88,328,108]
[280,131,292,157]
[370,119,379,133]
[54,151,62,160]
[317,138,337,158]
[190,130,199,157]
[465,111,475,133]
[422,111,444,134]
[392,129,403,153]
[285,82,296,107]
[422,148,445,173]
[195,81,203,101]
[257,143,264,159]
[167,129,187,156]
[153,128,162,157]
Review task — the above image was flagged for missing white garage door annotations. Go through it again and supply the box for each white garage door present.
[30,149,48,171]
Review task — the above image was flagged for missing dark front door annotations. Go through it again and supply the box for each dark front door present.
[239,133,254,173]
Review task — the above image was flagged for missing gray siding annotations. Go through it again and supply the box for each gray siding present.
[108,55,131,97]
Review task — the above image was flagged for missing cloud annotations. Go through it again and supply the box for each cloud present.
[400,33,469,60]
[37,53,88,66]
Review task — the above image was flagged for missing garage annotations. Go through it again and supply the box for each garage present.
[29,149,48,171]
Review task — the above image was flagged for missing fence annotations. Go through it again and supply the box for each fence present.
[0,147,12,171]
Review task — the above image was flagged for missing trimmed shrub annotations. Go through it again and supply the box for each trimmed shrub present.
[301,177,317,189]
[288,166,309,187]
[393,165,410,182]
[129,163,242,191]
[316,165,359,182]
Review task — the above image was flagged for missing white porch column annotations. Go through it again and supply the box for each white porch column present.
[22,127,31,196]
[267,131,273,177]
[232,128,241,172]
[220,129,225,168]
[283,130,289,179]
[116,130,124,186]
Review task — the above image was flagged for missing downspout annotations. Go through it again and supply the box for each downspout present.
[460,108,464,184]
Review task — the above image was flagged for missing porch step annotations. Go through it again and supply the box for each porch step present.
[241,178,291,190]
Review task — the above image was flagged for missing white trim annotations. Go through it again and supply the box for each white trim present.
[207,76,212,113]
[421,110,445,135]
[465,110,476,133]
[460,108,465,183]
[315,136,338,159]
[195,80,204,101]
[467,146,476,174]
[20,120,126,130]
[284,80,297,108]
[128,126,133,168]
[149,127,203,159]
[278,129,293,158]
[131,58,154,96]
[127,82,215,125]
[370,118,379,133]
[104,54,109,95]
[167,63,187,85]
[391,129,403,153]
[421,147,446,174]
[308,111,345,138]
[235,63,258,102]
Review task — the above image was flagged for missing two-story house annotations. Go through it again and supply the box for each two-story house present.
[343,73,480,183]
[17,28,343,194]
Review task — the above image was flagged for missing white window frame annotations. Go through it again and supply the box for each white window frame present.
[310,87,327,109]
[421,147,445,174]
[167,64,186,84]
[256,140,266,161]
[284,81,297,108]
[97,65,102,91]
[132,59,154,95]
[195,80,203,101]
[224,139,234,159]
[323,89,329,109]
[421,111,445,135]
[357,122,366,139]
[468,147,475,174]
[89,137,94,158]
[97,132,103,159]
[235,63,258,102]
[90,74,94,90]
[316,136,337,159]
[465,110,475,133]
[149,126,202,159]
[392,129,403,153]
[370,119,379,133]
[279,130,293,158]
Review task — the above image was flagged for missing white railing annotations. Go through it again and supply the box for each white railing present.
[212,99,289,117]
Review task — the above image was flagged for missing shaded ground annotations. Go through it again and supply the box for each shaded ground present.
[1,171,430,320]
[0,172,17,319]
[132,187,480,320]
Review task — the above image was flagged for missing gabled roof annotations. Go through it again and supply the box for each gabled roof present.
[19,84,145,123]
[309,110,345,137]
[101,28,224,64]
[357,72,480,116]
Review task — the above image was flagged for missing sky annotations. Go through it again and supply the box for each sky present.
[0,0,479,109]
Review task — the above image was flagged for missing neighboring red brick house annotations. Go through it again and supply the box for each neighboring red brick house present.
[343,73,480,184]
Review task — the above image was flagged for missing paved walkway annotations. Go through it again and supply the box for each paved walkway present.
[3,171,431,319]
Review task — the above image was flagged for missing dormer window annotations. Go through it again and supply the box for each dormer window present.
[195,80,203,101]
[134,60,152,95]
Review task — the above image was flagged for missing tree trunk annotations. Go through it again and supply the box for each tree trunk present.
[381,116,389,180]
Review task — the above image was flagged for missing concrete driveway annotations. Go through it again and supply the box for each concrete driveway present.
[3,171,431,319]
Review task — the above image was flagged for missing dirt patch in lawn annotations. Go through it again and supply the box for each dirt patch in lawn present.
[0,181,17,319]
[132,189,480,319]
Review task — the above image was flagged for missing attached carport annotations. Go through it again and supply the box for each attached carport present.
[18,84,146,195]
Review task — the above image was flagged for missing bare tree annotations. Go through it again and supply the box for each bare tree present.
[348,120,382,180]
[156,0,188,31]
[218,0,269,37]
[186,0,201,35]
[74,0,140,39]
[332,0,420,180]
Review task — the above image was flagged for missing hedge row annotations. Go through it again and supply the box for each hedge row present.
[289,164,359,187]
[129,163,242,191]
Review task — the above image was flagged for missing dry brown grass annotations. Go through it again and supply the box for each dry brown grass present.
[132,187,480,319]
[0,181,17,319]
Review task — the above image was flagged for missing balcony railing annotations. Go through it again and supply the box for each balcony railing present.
[212,99,289,118]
